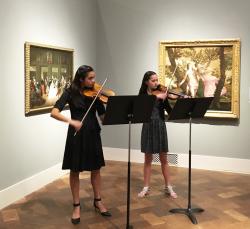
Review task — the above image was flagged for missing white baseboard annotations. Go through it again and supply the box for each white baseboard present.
[103,147,250,174]
[0,163,67,210]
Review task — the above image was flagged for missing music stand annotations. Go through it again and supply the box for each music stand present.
[103,95,156,229]
[168,97,213,225]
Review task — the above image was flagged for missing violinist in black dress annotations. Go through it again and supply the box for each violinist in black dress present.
[51,65,111,225]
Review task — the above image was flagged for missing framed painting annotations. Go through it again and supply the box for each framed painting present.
[25,42,74,116]
[159,39,240,119]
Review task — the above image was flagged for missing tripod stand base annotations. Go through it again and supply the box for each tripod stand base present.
[169,207,204,224]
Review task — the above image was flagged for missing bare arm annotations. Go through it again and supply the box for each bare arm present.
[51,107,70,123]
[51,108,82,131]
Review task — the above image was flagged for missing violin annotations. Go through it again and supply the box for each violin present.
[82,82,115,103]
[152,84,186,98]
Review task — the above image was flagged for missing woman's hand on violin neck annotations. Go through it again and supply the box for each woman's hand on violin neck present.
[69,119,82,131]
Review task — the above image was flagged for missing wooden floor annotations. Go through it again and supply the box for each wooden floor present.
[1,160,250,229]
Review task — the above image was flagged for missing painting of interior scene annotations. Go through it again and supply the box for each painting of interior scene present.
[29,46,73,111]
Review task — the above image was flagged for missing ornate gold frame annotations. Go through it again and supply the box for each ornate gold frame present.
[25,42,74,116]
[159,39,240,119]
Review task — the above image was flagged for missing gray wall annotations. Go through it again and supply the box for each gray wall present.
[0,0,249,193]
[96,0,250,159]
[0,0,97,190]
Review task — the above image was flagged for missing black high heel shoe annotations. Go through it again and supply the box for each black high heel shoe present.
[71,203,81,225]
[93,198,112,217]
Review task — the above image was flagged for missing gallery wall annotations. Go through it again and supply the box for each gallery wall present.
[0,0,250,209]
[0,0,97,191]
[96,0,250,159]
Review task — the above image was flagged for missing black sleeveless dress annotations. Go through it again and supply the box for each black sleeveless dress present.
[54,87,105,172]
[141,99,172,154]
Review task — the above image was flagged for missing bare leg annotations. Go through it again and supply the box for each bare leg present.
[91,170,108,212]
[159,152,171,186]
[70,171,80,219]
[159,153,177,198]
[143,153,153,187]
[138,153,153,197]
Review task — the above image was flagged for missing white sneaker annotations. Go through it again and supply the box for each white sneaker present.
[138,187,150,198]
[165,185,177,198]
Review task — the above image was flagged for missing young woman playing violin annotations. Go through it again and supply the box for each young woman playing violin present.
[51,65,112,225]
[138,71,185,199]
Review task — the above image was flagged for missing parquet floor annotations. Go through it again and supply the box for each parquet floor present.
[1,161,250,228]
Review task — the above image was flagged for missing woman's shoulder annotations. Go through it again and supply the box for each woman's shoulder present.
[63,85,78,98]
[58,86,75,101]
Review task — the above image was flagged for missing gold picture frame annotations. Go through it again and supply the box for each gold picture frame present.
[25,42,74,116]
[159,39,240,119]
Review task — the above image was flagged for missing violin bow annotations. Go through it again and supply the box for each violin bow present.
[74,78,108,136]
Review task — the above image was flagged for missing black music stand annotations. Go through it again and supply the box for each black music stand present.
[103,95,156,229]
[168,97,213,225]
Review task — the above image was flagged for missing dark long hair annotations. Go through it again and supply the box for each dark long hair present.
[71,65,94,93]
[138,71,156,95]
